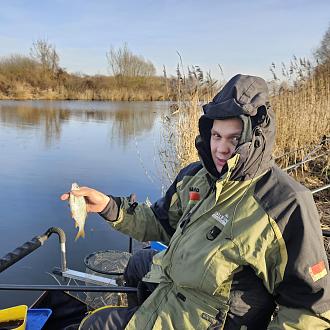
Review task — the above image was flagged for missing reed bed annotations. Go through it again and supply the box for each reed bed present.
[158,61,329,249]
[159,66,219,186]
[270,60,330,168]
[160,60,329,181]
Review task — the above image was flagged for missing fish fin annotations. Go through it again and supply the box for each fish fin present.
[75,228,85,241]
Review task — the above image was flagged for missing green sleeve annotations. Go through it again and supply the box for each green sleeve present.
[268,306,330,329]
[109,194,181,245]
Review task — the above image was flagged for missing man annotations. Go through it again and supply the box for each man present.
[62,74,330,329]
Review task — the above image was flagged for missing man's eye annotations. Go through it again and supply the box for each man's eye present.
[232,137,240,144]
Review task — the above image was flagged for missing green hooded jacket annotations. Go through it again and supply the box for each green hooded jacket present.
[101,74,330,329]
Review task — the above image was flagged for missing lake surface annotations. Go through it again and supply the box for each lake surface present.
[0,100,170,307]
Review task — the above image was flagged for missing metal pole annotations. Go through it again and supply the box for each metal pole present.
[312,184,330,194]
[284,153,327,172]
[45,227,67,271]
[0,284,137,293]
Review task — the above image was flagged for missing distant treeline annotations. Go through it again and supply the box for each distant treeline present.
[0,41,216,101]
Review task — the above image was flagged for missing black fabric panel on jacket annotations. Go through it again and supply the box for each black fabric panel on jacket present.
[225,266,276,330]
[254,166,330,313]
[151,162,203,238]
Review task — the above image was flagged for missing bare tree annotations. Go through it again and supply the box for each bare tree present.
[106,43,156,77]
[315,24,330,65]
[30,39,60,75]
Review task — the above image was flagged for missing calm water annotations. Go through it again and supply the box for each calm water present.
[0,100,169,307]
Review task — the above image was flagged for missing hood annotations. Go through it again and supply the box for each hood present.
[196,74,275,180]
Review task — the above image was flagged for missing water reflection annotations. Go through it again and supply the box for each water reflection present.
[0,101,163,146]
[0,100,168,308]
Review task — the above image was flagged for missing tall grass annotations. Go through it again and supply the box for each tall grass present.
[159,65,219,186]
[270,58,330,168]
[157,61,330,260]
[158,58,329,238]
[159,59,329,189]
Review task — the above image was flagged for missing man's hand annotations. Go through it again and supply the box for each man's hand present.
[61,187,110,213]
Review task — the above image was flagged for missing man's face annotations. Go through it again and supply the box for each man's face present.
[210,118,243,173]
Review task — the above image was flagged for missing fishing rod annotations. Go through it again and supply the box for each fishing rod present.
[275,136,329,160]
[312,184,330,195]
[283,152,328,172]
[277,135,329,172]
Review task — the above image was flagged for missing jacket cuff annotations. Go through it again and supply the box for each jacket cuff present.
[98,195,121,221]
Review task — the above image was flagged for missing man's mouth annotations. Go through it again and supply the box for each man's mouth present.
[215,158,227,167]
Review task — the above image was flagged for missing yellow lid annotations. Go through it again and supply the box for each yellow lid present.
[0,305,27,329]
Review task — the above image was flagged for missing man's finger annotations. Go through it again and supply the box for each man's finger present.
[60,193,70,200]
[70,186,93,197]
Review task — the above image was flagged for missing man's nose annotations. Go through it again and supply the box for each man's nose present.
[217,140,231,154]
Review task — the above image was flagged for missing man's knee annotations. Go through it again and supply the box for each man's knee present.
[124,249,158,287]
[79,306,138,330]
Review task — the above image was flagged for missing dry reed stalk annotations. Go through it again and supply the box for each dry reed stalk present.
[159,61,329,255]
[174,93,201,169]
[271,61,330,166]
[159,59,329,204]
[159,65,218,186]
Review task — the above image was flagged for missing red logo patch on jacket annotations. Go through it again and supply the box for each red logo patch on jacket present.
[189,191,200,201]
[309,260,327,282]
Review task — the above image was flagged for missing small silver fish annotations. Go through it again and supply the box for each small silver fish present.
[69,182,88,241]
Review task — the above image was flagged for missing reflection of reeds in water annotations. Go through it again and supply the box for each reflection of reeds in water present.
[0,104,69,145]
[109,106,157,147]
[0,102,159,147]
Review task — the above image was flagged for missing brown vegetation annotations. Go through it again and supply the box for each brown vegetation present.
[0,41,180,101]
[158,31,330,256]
[0,57,168,101]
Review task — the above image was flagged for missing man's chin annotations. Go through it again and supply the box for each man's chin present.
[216,165,224,173]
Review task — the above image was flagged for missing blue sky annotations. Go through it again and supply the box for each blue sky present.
[0,0,329,80]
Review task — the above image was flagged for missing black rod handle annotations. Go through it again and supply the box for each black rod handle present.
[0,236,45,273]
[323,230,330,237]
[0,227,67,274]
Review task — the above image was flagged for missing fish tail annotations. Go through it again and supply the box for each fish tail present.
[75,228,85,241]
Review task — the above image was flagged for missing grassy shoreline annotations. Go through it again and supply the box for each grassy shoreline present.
[0,78,170,101]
